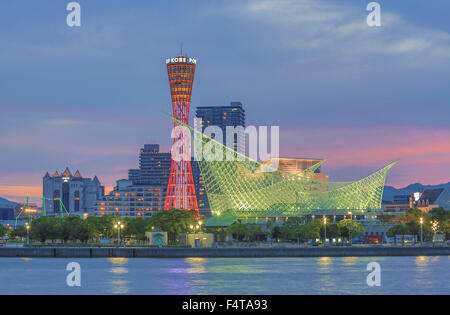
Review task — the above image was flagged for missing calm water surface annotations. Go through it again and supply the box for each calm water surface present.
[0,256,448,294]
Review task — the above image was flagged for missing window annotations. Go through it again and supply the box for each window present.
[74,191,80,212]
[53,190,60,213]
[62,182,70,212]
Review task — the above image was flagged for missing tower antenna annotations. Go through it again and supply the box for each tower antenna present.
[180,42,183,56]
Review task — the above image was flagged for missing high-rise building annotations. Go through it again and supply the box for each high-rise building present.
[195,102,245,153]
[126,143,211,216]
[128,144,171,186]
[164,55,199,214]
[193,102,246,216]
[95,180,164,218]
[43,168,104,214]
[191,160,210,216]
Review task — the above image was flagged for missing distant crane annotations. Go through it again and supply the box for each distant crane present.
[14,195,70,229]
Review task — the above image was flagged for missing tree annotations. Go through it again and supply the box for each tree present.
[84,216,103,241]
[406,208,431,224]
[31,216,60,243]
[8,225,26,240]
[338,219,365,244]
[299,222,320,241]
[281,217,305,242]
[98,215,116,239]
[246,224,263,241]
[206,226,227,243]
[387,224,408,244]
[76,221,90,243]
[321,222,340,240]
[147,209,198,242]
[429,207,449,222]
[227,222,249,242]
[0,224,6,238]
[400,209,432,241]
[59,216,85,243]
[405,220,432,242]
[264,220,275,242]
[124,217,147,241]
[272,225,282,241]
[442,219,450,240]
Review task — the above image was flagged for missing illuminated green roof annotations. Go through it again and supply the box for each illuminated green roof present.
[171,116,396,219]
[205,211,237,227]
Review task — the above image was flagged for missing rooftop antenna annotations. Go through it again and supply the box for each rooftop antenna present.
[180,42,183,56]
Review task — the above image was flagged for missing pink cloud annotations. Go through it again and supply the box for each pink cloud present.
[280,126,450,187]
[0,185,42,203]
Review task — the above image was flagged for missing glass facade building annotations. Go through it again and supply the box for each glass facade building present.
[195,102,246,153]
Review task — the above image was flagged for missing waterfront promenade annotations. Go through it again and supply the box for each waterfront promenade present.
[0,246,449,258]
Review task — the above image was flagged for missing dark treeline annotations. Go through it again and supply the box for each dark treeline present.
[2,208,448,244]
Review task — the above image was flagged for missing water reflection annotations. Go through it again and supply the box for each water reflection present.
[415,256,429,267]
[166,258,207,274]
[211,260,266,274]
[166,258,266,275]
[109,280,130,294]
[317,257,332,268]
[342,257,358,265]
[107,257,130,294]
[111,267,128,274]
[430,256,440,263]
[185,257,207,274]
[317,257,337,293]
[0,257,448,295]
[108,257,128,265]
[21,257,33,273]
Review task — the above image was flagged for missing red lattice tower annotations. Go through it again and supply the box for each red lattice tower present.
[164,55,199,216]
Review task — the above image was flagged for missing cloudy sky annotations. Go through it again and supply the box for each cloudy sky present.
[1,0,449,202]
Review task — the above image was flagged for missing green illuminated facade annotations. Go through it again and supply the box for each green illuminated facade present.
[176,118,396,220]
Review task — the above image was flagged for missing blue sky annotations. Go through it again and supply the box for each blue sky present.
[0,0,449,201]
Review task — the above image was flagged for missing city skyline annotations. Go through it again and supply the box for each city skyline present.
[1,0,450,202]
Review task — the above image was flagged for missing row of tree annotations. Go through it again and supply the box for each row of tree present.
[2,211,365,244]
[225,218,365,243]
[2,209,200,244]
[386,208,450,241]
[2,207,447,244]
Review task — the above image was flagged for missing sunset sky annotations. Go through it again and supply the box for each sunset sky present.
[1,0,449,203]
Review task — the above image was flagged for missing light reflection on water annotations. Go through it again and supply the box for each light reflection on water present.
[182,257,207,274]
[108,257,130,294]
[318,257,332,266]
[0,256,448,295]
[342,257,358,265]
[108,257,128,265]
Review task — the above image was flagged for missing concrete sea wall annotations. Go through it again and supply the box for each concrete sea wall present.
[0,246,449,258]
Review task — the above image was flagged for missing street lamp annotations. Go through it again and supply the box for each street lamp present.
[323,216,327,245]
[25,222,30,246]
[114,221,124,247]
[419,217,423,245]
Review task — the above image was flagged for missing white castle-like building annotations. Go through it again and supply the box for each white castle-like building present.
[43,168,104,215]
